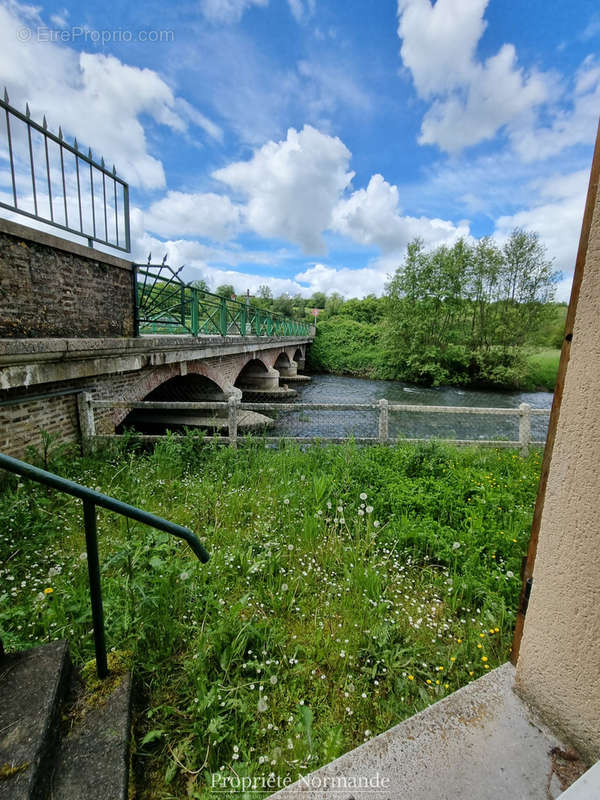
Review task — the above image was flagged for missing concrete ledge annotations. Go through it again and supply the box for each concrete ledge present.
[0,216,133,272]
[270,663,577,800]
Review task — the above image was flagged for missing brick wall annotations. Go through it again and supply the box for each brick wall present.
[0,219,135,338]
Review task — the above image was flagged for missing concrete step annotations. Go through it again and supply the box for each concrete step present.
[269,663,586,800]
[0,640,71,800]
[49,670,132,800]
[0,641,132,800]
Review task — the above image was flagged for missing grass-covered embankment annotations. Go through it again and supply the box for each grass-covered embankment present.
[0,437,541,797]
[310,317,561,391]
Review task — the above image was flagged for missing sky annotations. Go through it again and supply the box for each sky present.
[1,0,599,301]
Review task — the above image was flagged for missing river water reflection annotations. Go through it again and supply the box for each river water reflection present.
[270,374,553,443]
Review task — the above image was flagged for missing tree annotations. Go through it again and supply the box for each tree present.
[309,292,327,309]
[216,284,236,298]
[257,284,273,300]
[385,231,558,387]
[272,293,294,316]
[191,278,210,293]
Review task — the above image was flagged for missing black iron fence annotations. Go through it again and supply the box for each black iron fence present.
[0,89,130,252]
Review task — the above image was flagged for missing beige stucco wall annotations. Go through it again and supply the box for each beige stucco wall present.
[515,170,600,763]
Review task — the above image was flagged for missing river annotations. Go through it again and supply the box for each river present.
[269,374,553,443]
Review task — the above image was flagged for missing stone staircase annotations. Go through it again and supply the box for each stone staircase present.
[0,640,131,800]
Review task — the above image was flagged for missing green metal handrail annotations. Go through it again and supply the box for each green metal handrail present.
[135,263,311,338]
[0,452,209,678]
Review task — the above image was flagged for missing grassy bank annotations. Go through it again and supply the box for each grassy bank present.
[523,349,561,391]
[0,437,541,797]
[310,318,560,391]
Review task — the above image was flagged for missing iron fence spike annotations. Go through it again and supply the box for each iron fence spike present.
[101,156,105,168]
[74,137,78,150]
[88,147,93,160]
[112,164,116,176]
[43,115,48,129]
[25,102,30,118]
[58,125,63,140]
[3,88,8,103]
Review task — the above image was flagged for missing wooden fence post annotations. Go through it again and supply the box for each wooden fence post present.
[519,402,531,457]
[228,396,238,449]
[78,392,95,455]
[378,398,389,444]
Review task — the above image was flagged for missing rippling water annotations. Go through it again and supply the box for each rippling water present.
[270,374,552,443]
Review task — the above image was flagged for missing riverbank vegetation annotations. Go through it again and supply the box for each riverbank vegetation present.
[1,436,541,797]
[307,231,565,391]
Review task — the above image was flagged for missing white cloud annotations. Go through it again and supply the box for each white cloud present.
[294,263,385,297]
[143,191,243,240]
[510,57,600,162]
[199,0,268,24]
[494,168,588,298]
[332,173,470,252]
[0,2,221,189]
[214,125,353,253]
[287,0,316,23]
[397,0,550,152]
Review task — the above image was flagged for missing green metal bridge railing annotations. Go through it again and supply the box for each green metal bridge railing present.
[0,452,209,678]
[135,262,311,338]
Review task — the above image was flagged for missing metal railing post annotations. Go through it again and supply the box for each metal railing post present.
[519,402,531,457]
[219,297,227,336]
[83,499,108,678]
[191,288,199,336]
[228,396,238,448]
[378,398,389,444]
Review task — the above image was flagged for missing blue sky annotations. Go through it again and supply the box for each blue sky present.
[1,0,599,300]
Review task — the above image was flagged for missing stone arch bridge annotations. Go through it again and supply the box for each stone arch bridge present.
[0,218,313,457]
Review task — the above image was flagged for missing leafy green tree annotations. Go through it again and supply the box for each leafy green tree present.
[215,284,236,298]
[257,284,273,300]
[309,292,327,309]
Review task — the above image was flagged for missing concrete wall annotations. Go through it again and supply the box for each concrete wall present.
[515,143,600,762]
[0,218,135,338]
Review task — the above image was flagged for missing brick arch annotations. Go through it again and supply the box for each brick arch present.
[293,347,304,362]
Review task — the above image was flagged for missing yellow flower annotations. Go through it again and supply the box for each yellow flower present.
[435,680,440,685]
[450,657,456,662]
[477,644,482,649]
[44,587,53,595]
[494,627,499,633]
[457,638,462,643]
[408,675,414,681]
[426,679,432,685]
[479,633,485,638]
[469,671,474,676]
[481,656,488,662]
[489,629,495,634]
[444,683,449,688]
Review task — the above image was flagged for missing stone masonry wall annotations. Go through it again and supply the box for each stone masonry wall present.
[0,218,134,338]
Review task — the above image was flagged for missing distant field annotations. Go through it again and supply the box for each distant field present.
[524,349,561,391]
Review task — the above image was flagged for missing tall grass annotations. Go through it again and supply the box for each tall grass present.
[0,436,542,797]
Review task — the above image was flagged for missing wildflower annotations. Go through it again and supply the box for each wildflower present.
[506,570,514,578]
[450,657,456,662]
[445,683,449,688]
[452,542,461,550]
[179,571,189,581]
[283,498,290,505]
[360,493,367,501]
[481,656,488,662]
[366,506,373,514]
[374,521,380,528]
[257,697,268,712]
[43,587,53,595]
[469,671,474,676]
[79,552,87,561]
[426,679,432,685]
[407,675,414,681]
[269,675,277,685]
[281,583,288,592]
